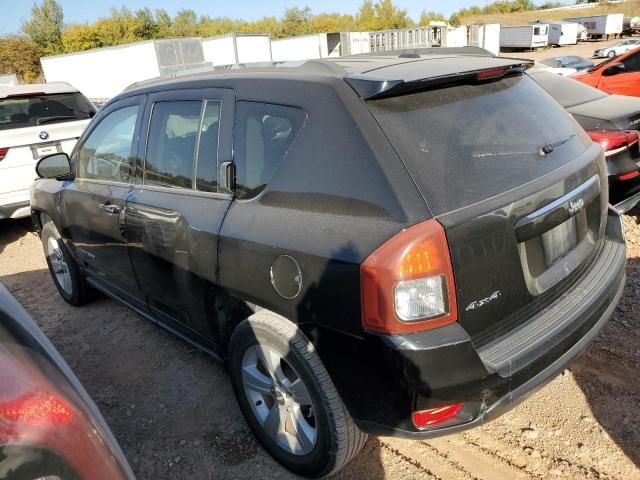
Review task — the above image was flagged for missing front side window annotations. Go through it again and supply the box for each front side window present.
[233,102,305,200]
[195,101,221,193]
[145,101,202,189]
[622,51,640,72]
[77,105,139,182]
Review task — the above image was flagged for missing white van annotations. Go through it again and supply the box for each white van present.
[0,82,95,219]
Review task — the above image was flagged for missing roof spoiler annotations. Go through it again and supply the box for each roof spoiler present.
[346,60,534,100]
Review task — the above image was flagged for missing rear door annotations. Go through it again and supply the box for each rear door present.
[62,95,146,309]
[366,73,607,346]
[599,50,640,96]
[126,88,234,345]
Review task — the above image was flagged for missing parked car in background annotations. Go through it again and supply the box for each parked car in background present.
[539,55,594,71]
[0,82,95,220]
[30,51,626,478]
[531,63,577,77]
[0,283,133,479]
[530,70,640,212]
[573,47,640,97]
[593,39,640,58]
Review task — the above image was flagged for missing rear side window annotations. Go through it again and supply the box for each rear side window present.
[367,75,589,215]
[145,101,202,189]
[77,105,139,182]
[0,92,95,131]
[233,102,305,200]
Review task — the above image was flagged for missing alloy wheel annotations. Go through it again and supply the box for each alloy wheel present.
[241,345,318,456]
[47,237,73,295]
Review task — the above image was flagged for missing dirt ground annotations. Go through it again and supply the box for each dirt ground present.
[0,212,638,480]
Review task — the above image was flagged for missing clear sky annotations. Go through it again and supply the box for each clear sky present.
[0,0,566,35]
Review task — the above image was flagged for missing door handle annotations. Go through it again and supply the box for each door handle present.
[99,203,120,215]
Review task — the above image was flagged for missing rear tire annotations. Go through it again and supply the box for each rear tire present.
[228,311,367,478]
[41,220,89,306]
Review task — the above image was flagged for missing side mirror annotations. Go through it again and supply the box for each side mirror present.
[604,62,625,76]
[36,153,73,180]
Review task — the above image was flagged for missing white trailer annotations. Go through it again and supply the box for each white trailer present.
[446,26,469,48]
[564,14,624,39]
[201,33,272,66]
[271,33,340,61]
[40,38,206,100]
[500,25,549,50]
[531,20,581,45]
[0,74,18,86]
[468,24,501,55]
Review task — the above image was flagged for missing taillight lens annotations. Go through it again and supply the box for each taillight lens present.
[0,393,74,427]
[361,219,457,334]
[587,130,640,157]
[0,147,9,161]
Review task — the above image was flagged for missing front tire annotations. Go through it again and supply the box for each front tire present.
[228,311,367,478]
[608,50,616,58]
[41,220,89,306]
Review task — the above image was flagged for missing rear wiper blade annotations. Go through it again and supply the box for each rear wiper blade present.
[540,134,576,156]
[37,115,78,125]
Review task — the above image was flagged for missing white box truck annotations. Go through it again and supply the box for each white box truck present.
[468,24,501,55]
[0,74,18,86]
[531,20,581,45]
[271,33,358,61]
[564,14,623,39]
[500,25,549,50]
[202,33,272,66]
[40,38,206,100]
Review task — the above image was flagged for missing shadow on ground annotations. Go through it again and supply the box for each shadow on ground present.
[572,255,640,468]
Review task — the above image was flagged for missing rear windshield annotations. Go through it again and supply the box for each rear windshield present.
[527,70,607,108]
[367,75,589,215]
[0,92,95,131]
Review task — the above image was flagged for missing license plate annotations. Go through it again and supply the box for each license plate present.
[32,143,61,160]
[542,217,578,266]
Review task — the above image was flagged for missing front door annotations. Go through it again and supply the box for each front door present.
[62,95,146,309]
[126,89,234,344]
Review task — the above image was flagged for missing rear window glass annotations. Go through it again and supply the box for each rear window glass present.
[0,93,95,131]
[367,75,588,215]
[528,71,607,108]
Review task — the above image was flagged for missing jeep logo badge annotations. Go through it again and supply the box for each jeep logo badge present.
[568,198,585,216]
[39,131,49,140]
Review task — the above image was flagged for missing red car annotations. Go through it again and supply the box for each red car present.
[572,47,640,96]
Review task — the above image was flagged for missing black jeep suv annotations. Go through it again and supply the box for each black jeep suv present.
[30,50,626,478]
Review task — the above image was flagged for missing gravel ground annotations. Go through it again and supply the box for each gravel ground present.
[1,214,638,480]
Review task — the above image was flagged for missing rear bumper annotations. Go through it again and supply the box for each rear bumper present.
[326,211,626,438]
[0,191,30,219]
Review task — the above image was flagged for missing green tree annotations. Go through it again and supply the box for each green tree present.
[134,8,159,40]
[172,9,199,37]
[61,23,101,52]
[0,36,42,82]
[356,0,379,30]
[155,9,173,38]
[419,10,446,26]
[280,7,313,37]
[22,0,64,55]
[374,0,412,29]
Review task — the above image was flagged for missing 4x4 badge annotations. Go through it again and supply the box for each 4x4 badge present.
[466,291,501,312]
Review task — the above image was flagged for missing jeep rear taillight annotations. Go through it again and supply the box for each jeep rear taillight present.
[0,147,9,161]
[360,219,457,334]
[587,130,639,157]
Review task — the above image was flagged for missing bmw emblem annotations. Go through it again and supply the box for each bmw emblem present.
[39,131,49,140]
